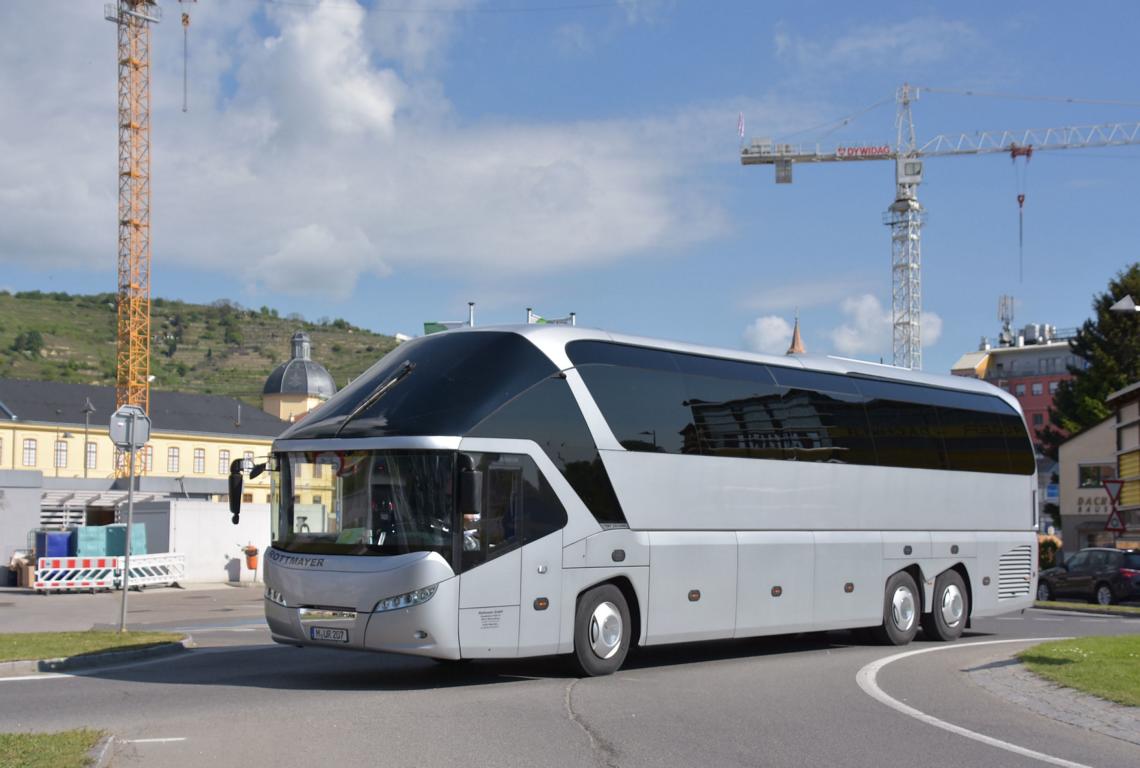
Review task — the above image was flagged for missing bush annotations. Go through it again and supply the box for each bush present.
[11,330,44,354]
[1038,534,1062,569]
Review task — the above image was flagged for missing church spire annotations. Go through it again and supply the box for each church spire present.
[786,312,805,355]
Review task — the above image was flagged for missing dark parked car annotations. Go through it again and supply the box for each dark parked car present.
[1037,547,1140,605]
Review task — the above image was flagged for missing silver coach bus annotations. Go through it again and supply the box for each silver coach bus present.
[229,325,1037,676]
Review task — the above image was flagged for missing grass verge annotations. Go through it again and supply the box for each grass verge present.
[0,631,183,663]
[1034,600,1140,616]
[1018,636,1140,707]
[0,729,104,768]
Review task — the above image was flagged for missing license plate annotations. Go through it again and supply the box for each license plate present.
[310,627,349,643]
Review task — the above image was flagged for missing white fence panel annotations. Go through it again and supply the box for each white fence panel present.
[34,553,186,592]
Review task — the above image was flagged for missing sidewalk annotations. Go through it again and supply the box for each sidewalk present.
[969,655,1140,747]
[0,583,265,633]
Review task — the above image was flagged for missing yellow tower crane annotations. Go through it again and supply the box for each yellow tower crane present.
[105,0,161,416]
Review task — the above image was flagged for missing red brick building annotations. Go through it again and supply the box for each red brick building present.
[951,323,1085,449]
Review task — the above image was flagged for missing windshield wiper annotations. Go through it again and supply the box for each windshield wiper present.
[333,360,416,438]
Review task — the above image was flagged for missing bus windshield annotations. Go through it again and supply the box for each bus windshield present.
[271,450,456,564]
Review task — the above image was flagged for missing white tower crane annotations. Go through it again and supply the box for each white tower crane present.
[741,84,1140,370]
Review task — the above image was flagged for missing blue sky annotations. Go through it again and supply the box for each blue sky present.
[1,0,1138,374]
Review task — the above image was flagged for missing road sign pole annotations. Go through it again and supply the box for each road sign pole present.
[109,404,151,633]
[118,411,136,634]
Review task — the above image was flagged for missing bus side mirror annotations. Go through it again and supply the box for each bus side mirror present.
[229,459,245,525]
[459,470,483,517]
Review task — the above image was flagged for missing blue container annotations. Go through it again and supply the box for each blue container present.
[104,524,147,557]
[34,530,72,559]
[72,526,108,557]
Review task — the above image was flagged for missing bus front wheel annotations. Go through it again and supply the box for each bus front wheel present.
[873,571,920,646]
[572,584,631,676]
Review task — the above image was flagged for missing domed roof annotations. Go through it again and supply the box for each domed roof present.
[263,332,337,398]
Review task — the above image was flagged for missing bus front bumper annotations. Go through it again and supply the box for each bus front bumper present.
[264,549,461,660]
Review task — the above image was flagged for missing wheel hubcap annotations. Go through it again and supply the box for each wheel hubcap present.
[1037,583,1050,601]
[589,601,622,660]
[940,584,964,627]
[891,586,916,632]
[1097,587,1111,605]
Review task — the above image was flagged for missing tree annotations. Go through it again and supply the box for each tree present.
[1040,263,1140,458]
[11,330,44,354]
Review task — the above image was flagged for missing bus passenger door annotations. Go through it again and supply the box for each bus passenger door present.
[458,466,522,657]
[518,530,562,656]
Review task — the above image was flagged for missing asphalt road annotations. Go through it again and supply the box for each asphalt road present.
[1,590,1137,768]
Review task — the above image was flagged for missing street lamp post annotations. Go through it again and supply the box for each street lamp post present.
[82,398,96,480]
[1110,295,1138,314]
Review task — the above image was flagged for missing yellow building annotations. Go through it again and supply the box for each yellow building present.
[1107,381,1140,548]
[0,379,288,526]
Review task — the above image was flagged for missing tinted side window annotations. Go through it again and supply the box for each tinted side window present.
[1067,551,1089,569]
[575,362,694,455]
[999,412,1037,475]
[681,368,787,460]
[459,452,568,573]
[856,379,947,470]
[1123,553,1140,569]
[673,354,779,458]
[468,376,626,526]
[938,407,1011,474]
[769,366,861,395]
[567,340,679,371]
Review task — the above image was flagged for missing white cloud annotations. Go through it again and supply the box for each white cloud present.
[923,311,943,347]
[365,0,475,73]
[775,17,980,73]
[829,293,942,358]
[740,275,877,313]
[743,315,793,355]
[0,0,735,299]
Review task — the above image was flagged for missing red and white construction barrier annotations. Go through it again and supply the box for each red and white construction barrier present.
[34,553,186,593]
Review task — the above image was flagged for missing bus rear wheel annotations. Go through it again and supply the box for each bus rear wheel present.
[921,570,968,642]
[572,584,631,677]
[872,571,920,646]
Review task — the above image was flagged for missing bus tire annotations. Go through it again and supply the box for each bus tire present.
[873,571,920,646]
[921,570,968,642]
[572,584,631,677]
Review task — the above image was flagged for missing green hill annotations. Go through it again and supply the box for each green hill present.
[0,291,399,405]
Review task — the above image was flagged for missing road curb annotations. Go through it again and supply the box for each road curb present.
[0,637,193,676]
[968,654,1140,747]
[88,734,116,768]
[1033,602,1140,618]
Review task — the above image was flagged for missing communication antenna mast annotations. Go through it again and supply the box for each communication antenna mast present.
[105,1,161,416]
[998,294,1015,346]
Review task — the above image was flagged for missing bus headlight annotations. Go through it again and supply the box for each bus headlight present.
[374,584,438,613]
[265,586,287,607]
